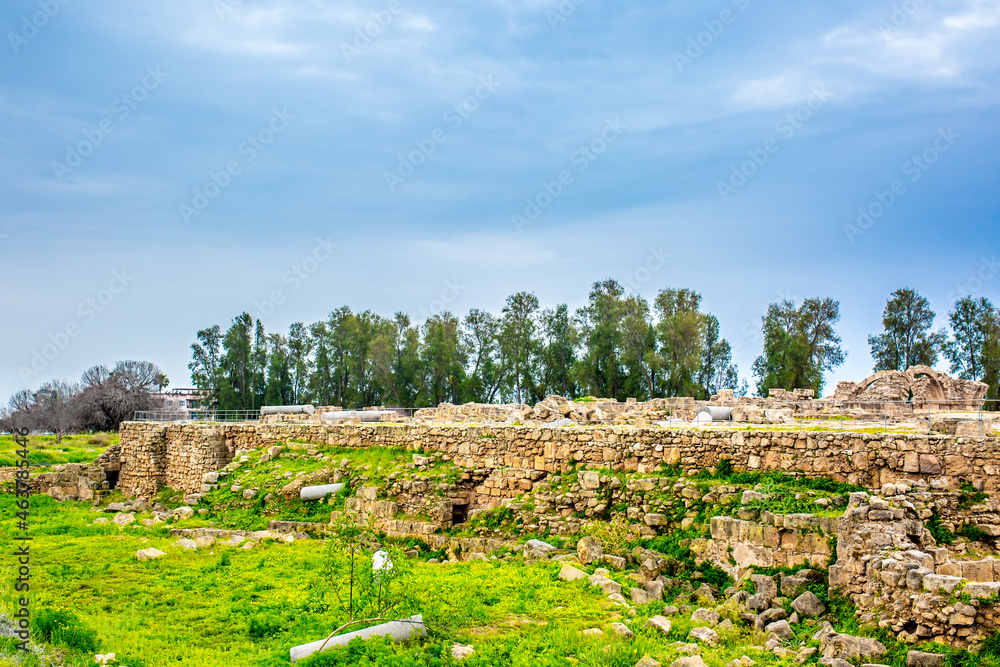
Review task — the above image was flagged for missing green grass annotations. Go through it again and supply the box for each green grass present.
[0,432,117,468]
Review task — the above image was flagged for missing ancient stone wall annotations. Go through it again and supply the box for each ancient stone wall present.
[828,491,1000,647]
[118,421,1000,499]
[694,513,837,578]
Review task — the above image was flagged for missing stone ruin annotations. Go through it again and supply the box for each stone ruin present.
[833,365,988,413]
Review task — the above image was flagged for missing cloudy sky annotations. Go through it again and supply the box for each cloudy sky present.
[2,0,999,400]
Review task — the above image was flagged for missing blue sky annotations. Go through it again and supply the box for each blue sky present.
[2,0,999,400]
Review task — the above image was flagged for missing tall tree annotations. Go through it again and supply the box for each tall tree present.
[944,296,999,383]
[577,279,627,400]
[420,312,467,405]
[620,295,656,399]
[309,321,336,406]
[537,304,579,398]
[264,333,293,405]
[752,298,846,396]
[220,313,255,410]
[868,288,944,371]
[699,314,739,398]
[287,322,313,404]
[499,292,540,404]
[463,308,506,402]
[654,288,705,398]
[189,325,223,406]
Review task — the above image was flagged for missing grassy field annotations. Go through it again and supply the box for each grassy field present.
[0,438,992,667]
[0,433,117,469]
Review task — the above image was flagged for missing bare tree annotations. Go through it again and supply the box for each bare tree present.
[34,380,82,443]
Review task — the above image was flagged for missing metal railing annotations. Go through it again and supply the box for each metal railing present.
[133,409,261,422]
[131,399,1000,435]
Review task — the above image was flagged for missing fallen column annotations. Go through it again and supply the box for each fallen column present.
[299,483,345,501]
[289,614,426,662]
[260,405,315,415]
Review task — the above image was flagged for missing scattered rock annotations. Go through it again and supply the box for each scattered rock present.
[174,506,194,521]
[791,591,826,617]
[645,615,672,636]
[451,644,474,660]
[820,633,886,663]
[242,489,259,500]
[136,548,166,561]
[611,622,634,638]
[589,574,622,596]
[765,620,793,641]
[796,648,817,664]
[906,652,946,667]
[670,657,707,667]
[582,628,603,637]
[523,539,556,559]
[688,627,719,646]
[112,513,135,527]
[690,609,720,626]
[578,535,603,564]
[636,657,661,667]
[559,564,588,581]
[176,538,198,551]
[750,574,777,600]
[630,588,653,605]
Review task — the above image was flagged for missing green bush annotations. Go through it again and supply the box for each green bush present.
[34,607,99,652]
[926,512,955,545]
[247,613,283,638]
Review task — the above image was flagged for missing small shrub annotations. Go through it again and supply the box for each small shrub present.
[958,523,989,542]
[926,512,955,545]
[34,607,99,652]
[247,613,283,638]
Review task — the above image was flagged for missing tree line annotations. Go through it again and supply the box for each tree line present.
[188,282,1000,411]
[5,284,997,435]
[0,361,167,440]
[188,281,744,411]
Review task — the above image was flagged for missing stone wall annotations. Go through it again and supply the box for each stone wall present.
[829,491,1000,647]
[694,512,837,578]
[118,421,1000,499]
[119,423,235,498]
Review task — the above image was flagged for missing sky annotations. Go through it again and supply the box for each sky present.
[1,0,999,401]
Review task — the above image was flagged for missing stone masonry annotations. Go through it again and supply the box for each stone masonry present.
[119,421,1000,499]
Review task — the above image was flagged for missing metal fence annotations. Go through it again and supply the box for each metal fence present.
[131,399,1000,435]
[132,406,421,423]
[133,409,262,422]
